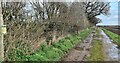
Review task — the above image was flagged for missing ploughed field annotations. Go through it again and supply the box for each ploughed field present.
[99,26,120,35]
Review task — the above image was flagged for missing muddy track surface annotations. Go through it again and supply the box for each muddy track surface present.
[61,28,120,61]
[100,29,119,61]
[61,31,95,61]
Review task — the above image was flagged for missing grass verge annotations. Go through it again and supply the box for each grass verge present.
[88,39,104,61]
[103,29,120,47]
[19,28,92,61]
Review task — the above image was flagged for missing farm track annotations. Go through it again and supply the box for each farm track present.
[101,29,119,61]
[61,28,120,61]
[61,30,94,61]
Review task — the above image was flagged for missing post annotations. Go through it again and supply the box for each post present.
[0,2,4,61]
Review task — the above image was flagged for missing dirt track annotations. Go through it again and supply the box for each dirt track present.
[61,31,94,61]
[61,28,119,61]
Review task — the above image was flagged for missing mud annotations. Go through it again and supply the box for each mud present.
[61,31,94,61]
[101,30,119,61]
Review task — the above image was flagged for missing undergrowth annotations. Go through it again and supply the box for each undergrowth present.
[16,28,92,61]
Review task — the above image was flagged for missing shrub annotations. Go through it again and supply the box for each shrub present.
[20,28,92,61]
[29,54,49,61]
[45,49,60,61]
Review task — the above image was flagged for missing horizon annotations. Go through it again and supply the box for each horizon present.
[96,24,120,26]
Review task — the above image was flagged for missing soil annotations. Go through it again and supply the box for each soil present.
[100,29,119,61]
[61,28,120,61]
[61,31,94,61]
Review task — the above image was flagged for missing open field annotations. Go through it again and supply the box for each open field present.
[98,26,120,35]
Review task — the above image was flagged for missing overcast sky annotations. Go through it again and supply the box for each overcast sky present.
[97,1,119,26]
[1,0,119,26]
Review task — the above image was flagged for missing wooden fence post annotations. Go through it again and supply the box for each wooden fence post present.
[0,1,4,61]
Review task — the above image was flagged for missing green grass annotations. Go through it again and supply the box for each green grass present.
[18,28,92,61]
[103,29,120,47]
[0,59,2,63]
[96,28,102,38]
[88,39,104,61]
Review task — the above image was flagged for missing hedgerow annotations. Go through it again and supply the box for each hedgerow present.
[19,28,92,61]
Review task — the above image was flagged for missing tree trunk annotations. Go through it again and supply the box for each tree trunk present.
[52,30,56,43]
[0,2,4,61]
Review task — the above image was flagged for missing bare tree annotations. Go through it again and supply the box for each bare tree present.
[1,2,26,21]
[82,0,110,20]
[89,17,102,25]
